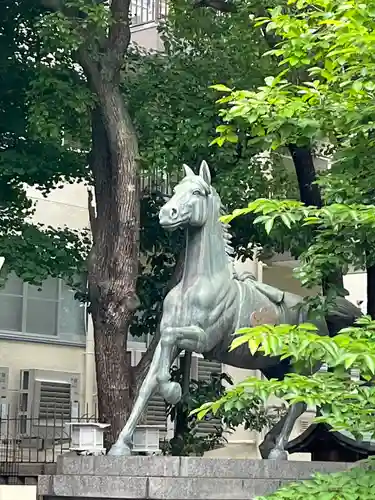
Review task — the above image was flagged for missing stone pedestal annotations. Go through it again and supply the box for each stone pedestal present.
[38,455,352,499]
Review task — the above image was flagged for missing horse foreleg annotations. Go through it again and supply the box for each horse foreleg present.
[157,327,192,405]
[266,402,307,460]
[170,325,210,353]
[157,325,211,403]
[157,325,212,403]
[109,342,178,456]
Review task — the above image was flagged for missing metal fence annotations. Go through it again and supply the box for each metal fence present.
[0,406,99,470]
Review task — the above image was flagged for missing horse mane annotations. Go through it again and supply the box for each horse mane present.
[217,199,238,279]
[219,204,235,261]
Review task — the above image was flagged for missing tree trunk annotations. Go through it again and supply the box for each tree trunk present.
[39,0,142,449]
[288,144,344,292]
[88,85,140,447]
[288,145,323,207]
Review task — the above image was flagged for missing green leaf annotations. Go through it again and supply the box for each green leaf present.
[210,84,232,92]
[265,76,275,87]
[344,354,358,369]
[352,80,363,92]
[248,337,261,355]
[281,213,292,228]
[264,217,275,234]
[229,335,249,352]
[363,354,375,374]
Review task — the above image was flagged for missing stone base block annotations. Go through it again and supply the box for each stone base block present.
[38,456,353,499]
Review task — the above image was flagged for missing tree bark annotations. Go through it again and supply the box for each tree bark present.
[287,145,322,208]
[87,96,140,446]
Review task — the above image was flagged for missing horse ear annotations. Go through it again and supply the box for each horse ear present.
[199,160,211,185]
[183,164,195,177]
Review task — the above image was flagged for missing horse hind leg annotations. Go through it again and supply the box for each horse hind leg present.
[263,401,307,460]
[258,358,313,460]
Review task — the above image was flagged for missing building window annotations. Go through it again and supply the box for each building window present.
[0,273,86,343]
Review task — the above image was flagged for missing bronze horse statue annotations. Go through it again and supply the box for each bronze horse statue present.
[109,160,361,459]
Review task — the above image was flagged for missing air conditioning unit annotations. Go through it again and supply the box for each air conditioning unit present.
[18,369,80,441]
[191,357,223,437]
[129,350,224,436]
[130,349,167,433]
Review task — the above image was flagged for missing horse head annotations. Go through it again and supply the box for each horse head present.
[159,160,216,231]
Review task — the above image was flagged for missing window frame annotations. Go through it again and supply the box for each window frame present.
[0,275,87,346]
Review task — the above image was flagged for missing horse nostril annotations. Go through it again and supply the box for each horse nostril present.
[170,207,178,219]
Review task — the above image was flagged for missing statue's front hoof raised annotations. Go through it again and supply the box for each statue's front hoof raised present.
[159,381,182,404]
[108,441,132,456]
[268,447,288,461]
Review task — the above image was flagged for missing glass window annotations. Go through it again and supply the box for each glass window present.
[28,277,59,300]
[0,295,23,331]
[0,274,86,341]
[26,299,58,335]
[59,283,85,336]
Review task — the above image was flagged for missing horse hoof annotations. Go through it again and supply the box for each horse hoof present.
[108,441,132,456]
[268,448,288,461]
[160,381,182,404]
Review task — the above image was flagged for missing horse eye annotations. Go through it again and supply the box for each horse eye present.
[192,190,201,196]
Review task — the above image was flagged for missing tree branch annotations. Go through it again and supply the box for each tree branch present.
[103,0,131,78]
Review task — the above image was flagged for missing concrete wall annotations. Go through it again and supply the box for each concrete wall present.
[131,23,164,51]
[0,486,36,500]
[344,272,367,313]
[0,340,85,410]
[26,183,89,230]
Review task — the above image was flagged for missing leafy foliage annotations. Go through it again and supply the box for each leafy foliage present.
[206,0,375,299]
[163,366,282,456]
[0,1,90,286]
[211,0,375,150]
[255,459,375,500]
[193,317,375,440]
[221,198,375,297]
[124,0,299,264]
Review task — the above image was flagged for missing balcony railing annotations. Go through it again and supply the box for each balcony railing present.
[131,0,167,26]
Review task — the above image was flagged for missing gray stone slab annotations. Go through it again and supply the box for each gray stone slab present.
[40,457,356,499]
[57,456,180,477]
[38,474,53,494]
[179,457,351,479]
[148,477,282,500]
[57,456,95,475]
[39,474,148,498]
